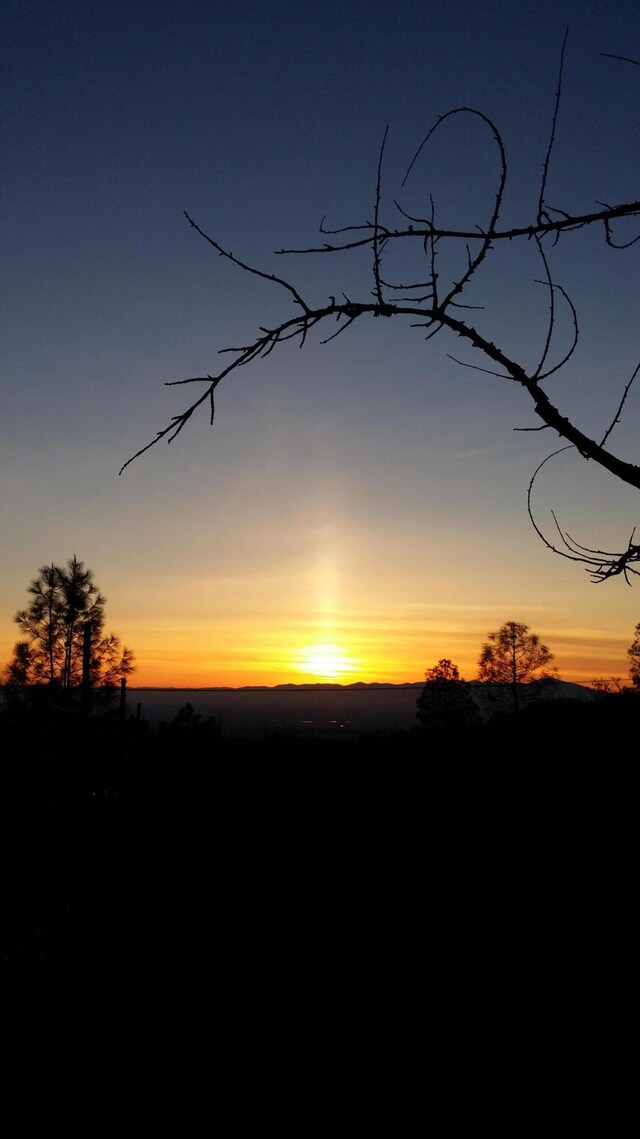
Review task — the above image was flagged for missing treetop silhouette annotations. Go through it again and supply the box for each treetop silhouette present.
[5,556,135,691]
[478,621,555,714]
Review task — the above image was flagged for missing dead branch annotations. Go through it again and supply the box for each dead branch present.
[120,40,640,583]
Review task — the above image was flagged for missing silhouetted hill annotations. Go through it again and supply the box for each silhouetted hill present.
[130,681,427,691]
[130,679,594,695]
[123,678,597,734]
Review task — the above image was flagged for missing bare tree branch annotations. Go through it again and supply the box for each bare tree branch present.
[538,27,569,225]
[601,53,640,67]
[276,201,640,255]
[373,126,390,308]
[599,359,640,448]
[121,41,640,583]
[531,234,579,381]
[183,212,311,313]
[527,449,640,582]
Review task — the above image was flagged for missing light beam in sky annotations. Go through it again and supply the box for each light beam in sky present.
[1,1,639,689]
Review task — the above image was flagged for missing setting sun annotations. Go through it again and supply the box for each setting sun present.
[293,642,359,682]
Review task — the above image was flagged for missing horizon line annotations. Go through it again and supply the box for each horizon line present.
[126,678,593,692]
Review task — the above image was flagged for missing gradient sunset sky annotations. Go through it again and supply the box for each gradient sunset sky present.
[2,0,639,688]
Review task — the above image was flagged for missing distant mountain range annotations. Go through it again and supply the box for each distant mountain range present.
[126,678,598,734]
[131,681,426,692]
[132,679,595,697]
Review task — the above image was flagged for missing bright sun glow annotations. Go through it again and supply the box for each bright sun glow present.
[293,642,359,681]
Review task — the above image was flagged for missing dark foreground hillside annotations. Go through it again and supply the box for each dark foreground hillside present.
[1,691,636,1063]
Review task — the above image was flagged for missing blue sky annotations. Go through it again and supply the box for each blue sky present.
[2,0,639,686]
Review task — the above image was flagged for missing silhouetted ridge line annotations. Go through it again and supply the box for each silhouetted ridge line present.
[129,681,427,692]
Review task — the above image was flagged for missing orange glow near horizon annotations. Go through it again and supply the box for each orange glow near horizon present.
[123,654,627,691]
[114,614,635,690]
[2,568,635,691]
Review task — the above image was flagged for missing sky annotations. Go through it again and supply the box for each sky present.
[2,0,639,688]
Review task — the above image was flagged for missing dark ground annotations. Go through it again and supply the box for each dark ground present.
[1,693,635,1068]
